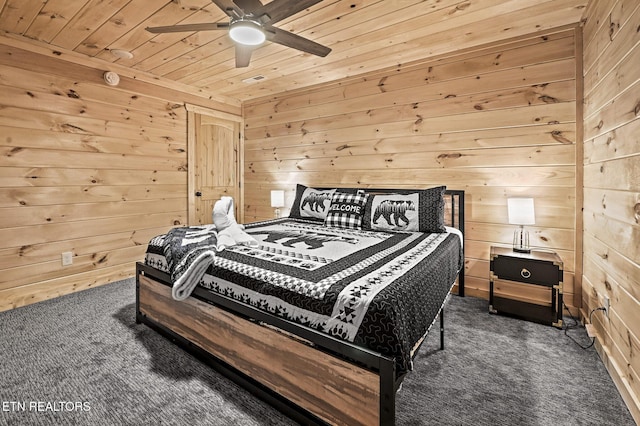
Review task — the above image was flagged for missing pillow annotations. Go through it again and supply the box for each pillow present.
[362,186,446,233]
[323,192,369,229]
[288,184,357,221]
[364,193,420,232]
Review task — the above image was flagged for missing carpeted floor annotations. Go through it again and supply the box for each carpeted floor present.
[0,278,634,425]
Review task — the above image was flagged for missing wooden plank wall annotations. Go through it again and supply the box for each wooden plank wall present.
[582,0,640,422]
[0,40,237,312]
[243,28,579,308]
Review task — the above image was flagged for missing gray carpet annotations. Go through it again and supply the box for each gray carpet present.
[0,278,634,426]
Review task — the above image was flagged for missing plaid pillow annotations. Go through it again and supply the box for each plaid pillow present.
[323,192,369,229]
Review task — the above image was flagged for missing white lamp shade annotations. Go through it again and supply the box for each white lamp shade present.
[270,190,285,208]
[507,198,535,225]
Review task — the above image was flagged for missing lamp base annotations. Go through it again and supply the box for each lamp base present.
[513,247,531,254]
[512,226,530,254]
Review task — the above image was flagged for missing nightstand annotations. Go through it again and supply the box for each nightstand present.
[489,246,563,328]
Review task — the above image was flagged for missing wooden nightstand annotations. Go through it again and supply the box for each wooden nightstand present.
[489,246,563,328]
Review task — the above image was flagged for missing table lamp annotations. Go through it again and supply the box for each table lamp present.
[507,198,535,253]
[270,190,285,218]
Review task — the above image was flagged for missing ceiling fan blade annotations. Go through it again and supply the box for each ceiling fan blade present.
[235,44,255,67]
[265,26,330,57]
[254,0,322,24]
[146,22,228,33]
[211,0,243,17]
[232,0,264,12]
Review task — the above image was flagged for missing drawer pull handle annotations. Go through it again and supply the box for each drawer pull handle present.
[521,268,531,279]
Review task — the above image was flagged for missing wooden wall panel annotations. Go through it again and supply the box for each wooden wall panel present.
[0,42,234,312]
[243,28,579,307]
[582,0,640,422]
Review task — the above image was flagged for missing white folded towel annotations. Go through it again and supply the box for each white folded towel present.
[213,196,239,229]
[212,196,258,250]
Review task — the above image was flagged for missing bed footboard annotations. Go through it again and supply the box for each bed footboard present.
[136,263,397,425]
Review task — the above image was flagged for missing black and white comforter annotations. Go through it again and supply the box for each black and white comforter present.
[145,218,463,372]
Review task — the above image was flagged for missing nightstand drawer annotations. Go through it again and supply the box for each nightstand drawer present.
[491,256,561,287]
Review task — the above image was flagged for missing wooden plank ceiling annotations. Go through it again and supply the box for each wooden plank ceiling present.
[0,0,587,102]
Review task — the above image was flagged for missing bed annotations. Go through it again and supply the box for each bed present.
[136,186,465,425]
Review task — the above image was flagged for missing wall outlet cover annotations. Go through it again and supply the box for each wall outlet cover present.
[62,251,73,266]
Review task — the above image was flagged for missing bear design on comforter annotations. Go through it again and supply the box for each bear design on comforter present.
[249,229,359,249]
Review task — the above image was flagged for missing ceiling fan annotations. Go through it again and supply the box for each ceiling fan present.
[145,0,331,68]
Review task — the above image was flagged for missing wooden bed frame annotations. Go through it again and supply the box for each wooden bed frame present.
[136,189,465,425]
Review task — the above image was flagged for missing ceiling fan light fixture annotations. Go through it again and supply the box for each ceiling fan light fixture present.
[229,19,265,46]
[144,1,331,68]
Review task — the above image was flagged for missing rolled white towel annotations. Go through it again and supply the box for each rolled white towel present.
[213,196,238,230]
[212,196,258,250]
[217,225,259,251]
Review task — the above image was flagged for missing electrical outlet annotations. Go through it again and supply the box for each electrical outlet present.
[604,295,610,318]
[61,251,73,266]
